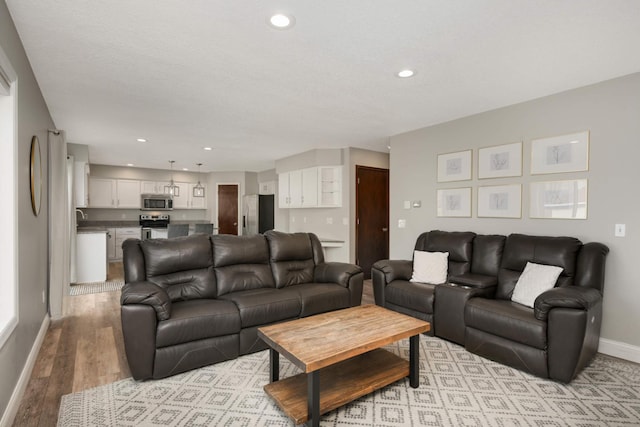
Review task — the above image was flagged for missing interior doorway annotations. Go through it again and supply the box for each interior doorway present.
[217,184,239,235]
[355,166,389,279]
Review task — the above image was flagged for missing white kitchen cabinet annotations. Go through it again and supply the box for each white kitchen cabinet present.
[279,170,303,208]
[89,178,116,207]
[116,179,141,208]
[169,182,190,209]
[106,227,116,261]
[259,180,276,195]
[74,161,90,207]
[278,166,341,208]
[318,166,342,207]
[141,181,170,194]
[89,178,141,208]
[188,183,207,209]
[114,227,141,260]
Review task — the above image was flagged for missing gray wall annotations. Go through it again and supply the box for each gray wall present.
[0,3,54,420]
[389,72,640,349]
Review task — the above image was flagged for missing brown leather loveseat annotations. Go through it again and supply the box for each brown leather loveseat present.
[372,230,608,383]
[121,230,363,380]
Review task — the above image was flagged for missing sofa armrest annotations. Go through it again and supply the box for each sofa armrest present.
[314,262,363,287]
[371,260,413,283]
[449,273,497,289]
[534,287,602,321]
[121,281,172,321]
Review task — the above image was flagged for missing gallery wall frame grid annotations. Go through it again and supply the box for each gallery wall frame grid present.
[437,149,472,182]
[530,130,589,175]
[478,141,522,179]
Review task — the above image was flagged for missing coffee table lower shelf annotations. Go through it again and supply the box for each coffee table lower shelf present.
[264,348,409,425]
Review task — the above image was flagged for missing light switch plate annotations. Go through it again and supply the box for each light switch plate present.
[615,224,626,237]
[403,201,411,209]
[398,219,406,228]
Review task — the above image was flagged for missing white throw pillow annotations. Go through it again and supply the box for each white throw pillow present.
[411,251,449,284]
[511,262,564,308]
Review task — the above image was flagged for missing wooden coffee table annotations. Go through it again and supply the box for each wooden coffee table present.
[257,304,431,427]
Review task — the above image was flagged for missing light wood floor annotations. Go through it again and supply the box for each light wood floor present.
[12,266,374,427]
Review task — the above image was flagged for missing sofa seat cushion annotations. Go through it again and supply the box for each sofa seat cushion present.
[289,283,350,317]
[385,280,435,314]
[220,288,301,328]
[465,298,547,350]
[156,299,240,348]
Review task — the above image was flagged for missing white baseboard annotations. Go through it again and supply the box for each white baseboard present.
[0,314,50,427]
[599,337,640,364]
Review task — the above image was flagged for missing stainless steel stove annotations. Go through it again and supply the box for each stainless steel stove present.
[140,214,170,239]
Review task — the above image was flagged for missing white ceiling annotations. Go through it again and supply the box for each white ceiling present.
[7,1,640,173]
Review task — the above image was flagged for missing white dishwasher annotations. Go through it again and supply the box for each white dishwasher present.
[76,231,107,283]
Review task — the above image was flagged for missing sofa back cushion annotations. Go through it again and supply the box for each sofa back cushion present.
[471,234,506,276]
[414,230,475,277]
[496,234,582,300]
[212,234,275,296]
[265,231,324,288]
[140,234,217,301]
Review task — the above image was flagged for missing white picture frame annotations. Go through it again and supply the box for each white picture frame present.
[530,179,588,219]
[477,184,522,218]
[531,131,589,175]
[478,141,522,179]
[437,150,472,182]
[436,187,472,217]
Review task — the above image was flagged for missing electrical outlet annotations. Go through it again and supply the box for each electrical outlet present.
[326,217,333,225]
[403,201,411,210]
[398,219,406,228]
[342,217,348,226]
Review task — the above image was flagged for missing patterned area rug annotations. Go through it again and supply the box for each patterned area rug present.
[57,336,640,426]
[69,281,124,296]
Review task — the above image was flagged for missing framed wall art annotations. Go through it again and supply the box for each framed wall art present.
[477,184,521,218]
[478,141,522,179]
[436,187,472,217]
[530,179,588,219]
[531,131,589,175]
[437,149,472,182]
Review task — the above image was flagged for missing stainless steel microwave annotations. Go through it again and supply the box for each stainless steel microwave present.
[140,194,173,211]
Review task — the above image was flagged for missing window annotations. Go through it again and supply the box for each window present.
[0,47,17,349]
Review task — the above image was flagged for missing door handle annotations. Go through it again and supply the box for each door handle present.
[233,222,238,226]
[382,228,388,232]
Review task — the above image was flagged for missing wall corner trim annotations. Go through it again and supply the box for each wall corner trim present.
[598,337,640,364]
[0,314,50,427]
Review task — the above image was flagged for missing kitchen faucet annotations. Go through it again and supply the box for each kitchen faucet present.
[75,209,86,220]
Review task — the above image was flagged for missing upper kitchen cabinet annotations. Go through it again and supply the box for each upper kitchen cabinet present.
[89,178,140,208]
[169,182,190,209]
[141,180,170,194]
[278,166,341,208]
[188,183,207,209]
[74,161,90,207]
[88,178,116,207]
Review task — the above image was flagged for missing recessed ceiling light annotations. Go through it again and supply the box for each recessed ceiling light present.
[182,168,189,171]
[136,138,147,142]
[397,69,415,78]
[269,13,295,29]
[204,147,213,151]
[126,163,134,167]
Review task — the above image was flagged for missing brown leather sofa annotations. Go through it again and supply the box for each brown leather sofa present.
[372,230,609,383]
[121,230,363,380]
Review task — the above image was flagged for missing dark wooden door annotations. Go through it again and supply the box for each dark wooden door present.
[218,184,238,235]
[356,166,389,279]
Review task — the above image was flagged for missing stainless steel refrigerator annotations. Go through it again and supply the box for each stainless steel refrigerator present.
[242,194,275,235]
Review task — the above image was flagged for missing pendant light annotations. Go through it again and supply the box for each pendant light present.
[164,160,180,197]
[193,163,205,197]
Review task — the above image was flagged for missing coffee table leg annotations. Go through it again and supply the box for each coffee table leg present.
[409,334,419,388]
[269,348,279,382]
[307,370,320,427]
